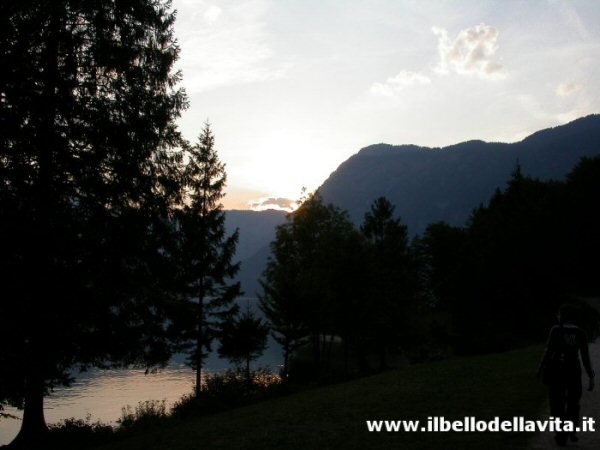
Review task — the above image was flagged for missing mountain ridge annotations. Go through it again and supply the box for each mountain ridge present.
[228,114,600,295]
[318,114,600,232]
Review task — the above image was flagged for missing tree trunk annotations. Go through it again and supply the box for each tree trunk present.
[343,337,349,376]
[312,332,320,367]
[9,378,48,450]
[195,353,203,396]
[195,296,204,397]
[10,9,57,447]
[245,354,251,388]
[282,343,290,379]
[326,334,335,372]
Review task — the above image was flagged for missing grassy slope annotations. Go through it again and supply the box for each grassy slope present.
[100,346,546,450]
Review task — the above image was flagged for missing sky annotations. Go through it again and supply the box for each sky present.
[170,0,600,210]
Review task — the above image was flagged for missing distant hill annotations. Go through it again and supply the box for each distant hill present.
[235,245,273,297]
[224,209,287,295]
[227,114,600,296]
[225,209,287,261]
[319,114,600,234]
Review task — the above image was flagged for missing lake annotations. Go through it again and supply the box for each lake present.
[0,349,282,445]
[0,300,282,446]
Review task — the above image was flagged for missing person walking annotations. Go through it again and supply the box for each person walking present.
[538,304,595,446]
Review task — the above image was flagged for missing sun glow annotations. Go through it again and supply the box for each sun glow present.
[225,129,336,212]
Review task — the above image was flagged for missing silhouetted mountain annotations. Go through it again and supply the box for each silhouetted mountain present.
[236,245,273,297]
[318,114,600,234]
[225,210,287,260]
[227,115,600,297]
[224,209,287,295]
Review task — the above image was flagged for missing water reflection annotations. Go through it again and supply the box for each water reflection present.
[0,363,195,445]
[1,320,282,445]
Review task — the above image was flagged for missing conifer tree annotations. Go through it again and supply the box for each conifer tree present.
[172,123,241,396]
[0,1,186,446]
[361,197,416,368]
[218,307,269,385]
[259,228,308,378]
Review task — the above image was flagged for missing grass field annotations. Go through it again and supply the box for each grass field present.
[98,345,547,450]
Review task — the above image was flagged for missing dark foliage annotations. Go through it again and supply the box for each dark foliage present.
[171,368,282,419]
[360,197,421,369]
[261,157,600,368]
[418,158,600,353]
[261,194,425,379]
[218,308,269,383]
[0,0,186,446]
[117,400,168,431]
[170,123,241,396]
[46,416,115,450]
[260,193,365,378]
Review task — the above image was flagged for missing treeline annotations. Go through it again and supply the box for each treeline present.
[260,194,421,378]
[260,158,600,378]
[419,159,600,352]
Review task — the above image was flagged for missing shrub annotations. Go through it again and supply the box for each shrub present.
[172,368,281,419]
[117,399,168,430]
[48,414,115,449]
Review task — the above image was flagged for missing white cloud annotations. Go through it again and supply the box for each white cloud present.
[204,5,222,24]
[558,1,592,41]
[174,0,287,93]
[370,70,431,96]
[556,81,583,97]
[249,197,296,211]
[432,23,507,80]
[514,91,594,128]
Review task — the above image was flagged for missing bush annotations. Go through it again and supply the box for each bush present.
[45,400,169,448]
[172,368,281,419]
[48,415,115,449]
[117,399,168,430]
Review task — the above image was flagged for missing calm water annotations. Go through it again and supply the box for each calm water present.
[0,351,281,445]
[0,300,282,445]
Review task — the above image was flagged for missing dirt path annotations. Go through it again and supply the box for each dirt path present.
[530,301,600,449]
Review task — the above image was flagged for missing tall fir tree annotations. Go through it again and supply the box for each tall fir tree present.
[259,224,309,378]
[361,197,417,368]
[0,1,186,446]
[173,123,241,396]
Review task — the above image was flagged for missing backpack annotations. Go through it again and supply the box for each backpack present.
[542,325,568,384]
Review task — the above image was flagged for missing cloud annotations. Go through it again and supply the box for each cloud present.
[432,23,507,80]
[558,1,592,41]
[203,5,222,24]
[249,197,296,211]
[369,23,505,96]
[370,70,431,96]
[174,0,287,93]
[556,81,583,97]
